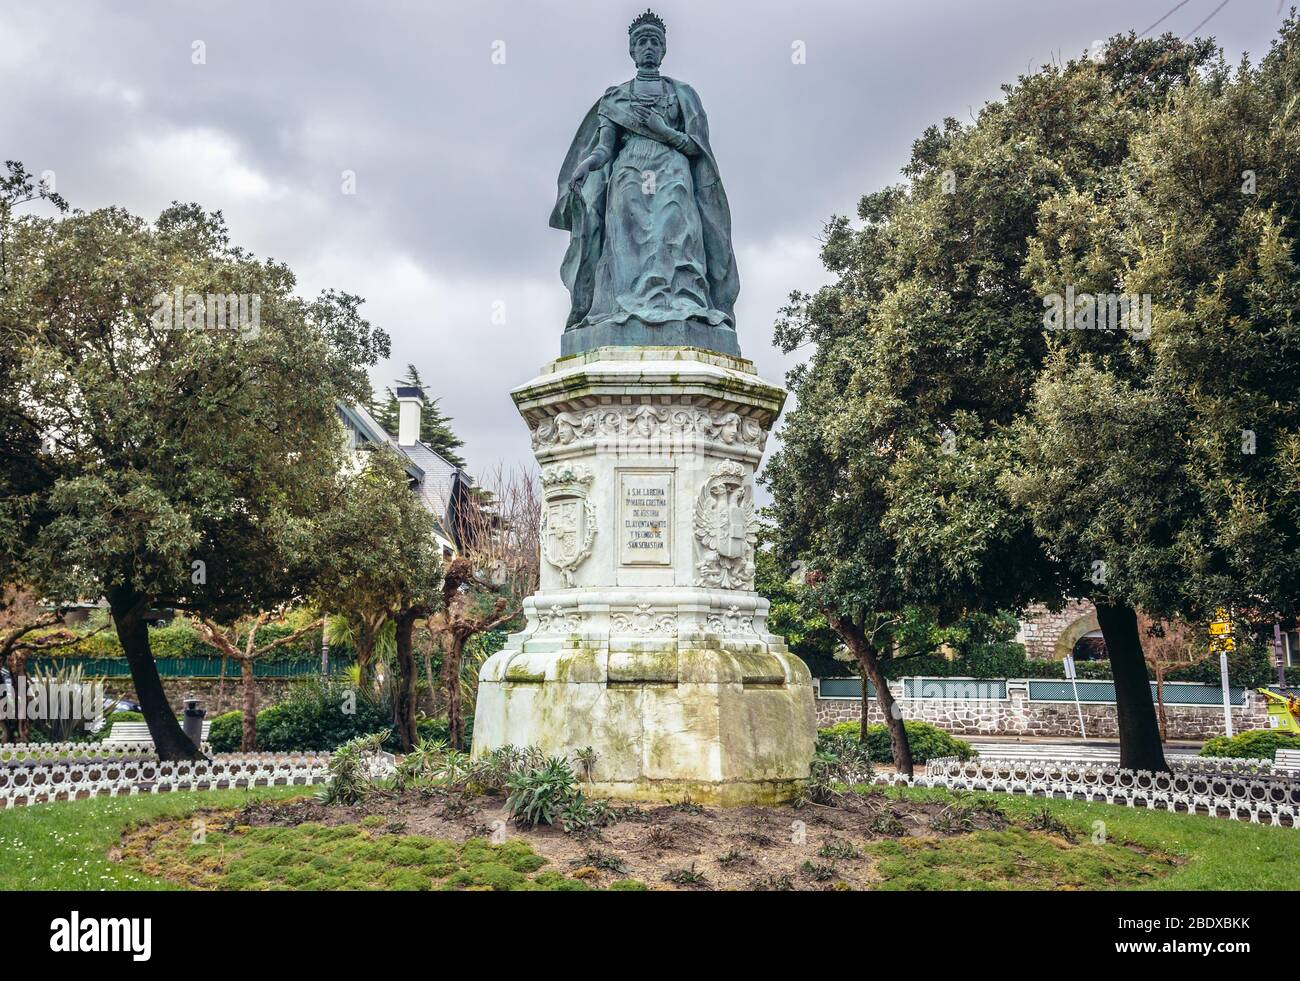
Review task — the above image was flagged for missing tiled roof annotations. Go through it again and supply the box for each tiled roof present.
[335,401,472,547]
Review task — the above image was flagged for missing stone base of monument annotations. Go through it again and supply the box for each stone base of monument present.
[471,347,815,805]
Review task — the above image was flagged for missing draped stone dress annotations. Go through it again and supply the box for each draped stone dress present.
[550,76,740,355]
[586,84,728,332]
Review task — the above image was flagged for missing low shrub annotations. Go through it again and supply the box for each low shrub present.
[254,677,393,752]
[1199,728,1300,761]
[207,711,243,753]
[818,720,975,764]
[417,715,473,748]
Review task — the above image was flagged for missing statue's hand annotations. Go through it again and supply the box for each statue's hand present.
[633,106,675,142]
[568,164,590,194]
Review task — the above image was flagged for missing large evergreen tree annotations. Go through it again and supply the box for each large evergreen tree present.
[765,24,1299,773]
[371,364,466,468]
[1,191,389,758]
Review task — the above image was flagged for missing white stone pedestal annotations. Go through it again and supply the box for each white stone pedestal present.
[471,347,815,804]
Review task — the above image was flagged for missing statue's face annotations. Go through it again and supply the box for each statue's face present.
[629,29,665,69]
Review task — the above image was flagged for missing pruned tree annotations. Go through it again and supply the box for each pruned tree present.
[427,465,540,751]
[0,585,106,742]
[1137,612,1198,741]
[193,610,324,750]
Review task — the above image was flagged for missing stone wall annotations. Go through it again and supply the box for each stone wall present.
[103,677,298,717]
[1017,598,1098,661]
[814,679,1268,740]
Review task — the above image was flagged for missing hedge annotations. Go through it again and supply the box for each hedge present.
[1199,729,1300,761]
[204,678,473,753]
[818,720,976,764]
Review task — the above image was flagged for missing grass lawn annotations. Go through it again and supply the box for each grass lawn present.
[0,788,636,891]
[0,784,1293,890]
[880,786,1299,890]
[0,788,307,890]
[120,811,631,891]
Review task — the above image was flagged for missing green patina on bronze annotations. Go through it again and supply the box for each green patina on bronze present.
[550,10,741,357]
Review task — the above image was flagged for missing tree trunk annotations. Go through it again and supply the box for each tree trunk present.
[1095,602,1168,773]
[13,650,29,743]
[1154,661,1168,741]
[392,609,420,751]
[108,586,204,761]
[216,655,228,714]
[855,643,912,776]
[422,649,437,717]
[355,620,375,692]
[440,632,467,751]
[239,657,257,752]
[858,664,870,741]
[10,652,30,743]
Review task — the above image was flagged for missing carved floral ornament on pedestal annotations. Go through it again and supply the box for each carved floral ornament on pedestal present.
[531,405,766,451]
[693,460,758,590]
[610,603,678,635]
[535,607,585,633]
[539,464,596,586]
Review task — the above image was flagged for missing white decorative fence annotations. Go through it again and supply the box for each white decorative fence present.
[0,750,331,808]
[0,741,203,762]
[876,755,1300,828]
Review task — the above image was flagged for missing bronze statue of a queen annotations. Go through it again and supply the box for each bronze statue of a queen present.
[550,10,740,356]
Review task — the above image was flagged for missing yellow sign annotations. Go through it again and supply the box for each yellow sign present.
[1209,607,1233,647]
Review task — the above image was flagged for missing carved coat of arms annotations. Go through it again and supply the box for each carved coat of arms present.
[540,464,596,587]
[693,460,758,590]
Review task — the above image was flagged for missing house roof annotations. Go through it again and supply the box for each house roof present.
[335,400,473,547]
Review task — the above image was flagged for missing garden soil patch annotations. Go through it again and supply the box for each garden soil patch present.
[116,787,1180,891]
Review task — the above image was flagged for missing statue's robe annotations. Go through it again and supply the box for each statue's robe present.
[550,77,739,332]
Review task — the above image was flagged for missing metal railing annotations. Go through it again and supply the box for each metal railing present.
[24,657,352,679]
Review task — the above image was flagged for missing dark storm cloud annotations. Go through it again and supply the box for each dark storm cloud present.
[2,0,1289,475]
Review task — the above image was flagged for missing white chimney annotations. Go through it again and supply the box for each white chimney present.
[395,386,423,446]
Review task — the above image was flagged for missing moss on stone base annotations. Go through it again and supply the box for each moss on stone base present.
[582,777,806,807]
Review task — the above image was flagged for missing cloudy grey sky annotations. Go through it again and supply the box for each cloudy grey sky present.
[3,0,1290,479]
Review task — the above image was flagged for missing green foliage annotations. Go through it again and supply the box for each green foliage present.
[1003,23,1300,625]
[765,22,1300,768]
[254,677,393,752]
[40,617,344,663]
[819,720,975,764]
[753,543,841,677]
[309,449,445,701]
[207,711,243,753]
[558,794,616,836]
[316,732,388,805]
[1165,643,1277,688]
[2,196,388,618]
[1199,729,1300,761]
[467,744,545,794]
[505,756,578,828]
[416,715,474,747]
[808,730,874,796]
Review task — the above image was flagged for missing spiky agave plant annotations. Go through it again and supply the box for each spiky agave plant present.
[317,732,389,805]
[505,755,577,828]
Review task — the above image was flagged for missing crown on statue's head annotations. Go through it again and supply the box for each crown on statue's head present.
[628,9,666,38]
